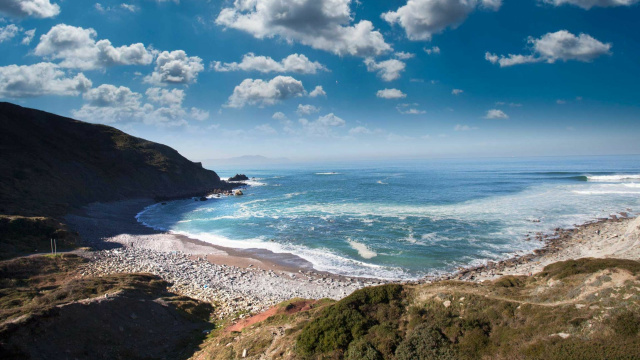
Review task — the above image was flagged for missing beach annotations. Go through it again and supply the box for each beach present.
[66,198,640,319]
[66,199,383,318]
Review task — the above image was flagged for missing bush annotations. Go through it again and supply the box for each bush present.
[610,311,640,337]
[346,338,383,360]
[395,324,457,360]
[296,285,404,357]
[540,258,640,279]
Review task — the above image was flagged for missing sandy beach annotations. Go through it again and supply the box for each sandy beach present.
[66,198,639,318]
[65,199,383,318]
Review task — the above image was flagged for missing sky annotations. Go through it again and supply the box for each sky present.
[1,0,639,162]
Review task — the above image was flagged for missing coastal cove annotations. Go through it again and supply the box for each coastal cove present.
[136,156,640,280]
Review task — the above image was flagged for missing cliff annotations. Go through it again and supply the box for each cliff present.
[0,102,227,217]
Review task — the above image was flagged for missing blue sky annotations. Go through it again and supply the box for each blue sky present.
[1,0,639,162]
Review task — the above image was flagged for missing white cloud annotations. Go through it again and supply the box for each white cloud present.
[144,50,204,85]
[216,0,391,57]
[454,124,476,131]
[145,87,185,106]
[227,75,306,108]
[349,126,372,135]
[190,107,209,121]
[486,30,611,67]
[541,0,639,9]
[0,62,91,98]
[364,58,405,81]
[496,101,522,107]
[121,4,139,12]
[254,123,278,135]
[35,24,154,70]
[452,89,463,95]
[556,99,567,104]
[300,113,345,136]
[0,0,60,18]
[0,24,19,42]
[485,109,509,119]
[396,103,426,114]
[376,88,406,99]
[213,53,327,74]
[394,51,415,59]
[424,46,441,54]
[21,28,35,44]
[309,85,326,98]
[297,104,319,116]
[383,0,501,41]
[73,83,205,126]
[272,111,288,121]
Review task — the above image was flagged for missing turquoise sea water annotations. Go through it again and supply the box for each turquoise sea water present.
[137,156,640,280]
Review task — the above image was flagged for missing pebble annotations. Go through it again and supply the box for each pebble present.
[80,247,364,319]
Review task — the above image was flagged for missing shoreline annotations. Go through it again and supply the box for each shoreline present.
[66,198,639,317]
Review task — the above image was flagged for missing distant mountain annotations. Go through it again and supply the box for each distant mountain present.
[0,102,229,217]
[202,155,290,167]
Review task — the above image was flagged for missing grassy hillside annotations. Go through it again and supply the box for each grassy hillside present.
[0,102,226,218]
[0,254,215,359]
[195,258,640,360]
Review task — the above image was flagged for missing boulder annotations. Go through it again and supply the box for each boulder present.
[234,190,243,196]
[229,174,249,182]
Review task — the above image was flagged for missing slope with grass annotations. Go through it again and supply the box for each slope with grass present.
[0,254,216,359]
[194,258,640,360]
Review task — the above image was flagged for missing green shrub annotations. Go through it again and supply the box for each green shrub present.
[346,338,383,360]
[494,275,526,288]
[610,311,640,337]
[296,285,404,357]
[395,323,457,360]
[540,258,640,279]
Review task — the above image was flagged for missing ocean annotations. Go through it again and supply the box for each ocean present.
[136,155,640,280]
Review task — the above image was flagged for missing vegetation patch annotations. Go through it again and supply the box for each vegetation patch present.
[539,258,640,279]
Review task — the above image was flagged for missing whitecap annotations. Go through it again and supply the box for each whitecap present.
[347,238,378,259]
[587,174,640,182]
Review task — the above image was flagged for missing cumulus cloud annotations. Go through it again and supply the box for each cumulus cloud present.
[454,124,476,131]
[486,30,611,67]
[452,89,463,95]
[21,28,35,44]
[0,0,60,18]
[145,87,185,106]
[484,109,508,119]
[396,103,426,114]
[364,58,406,81]
[227,76,306,108]
[383,0,501,41]
[73,83,206,126]
[376,88,406,99]
[216,0,391,57]
[272,111,288,121]
[309,85,326,98]
[348,126,372,135]
[297,104,319,116]
[213,53,327,74]
[96,3,140,13]
[144,50,204,85]
[0,24,19,42]
[34,24,154,70]
[541,0,639,9]
[254,123,278,135]
[394,51,415,59]
[424,46,441,54]
[0,62,91,98]
[299,113,345,136]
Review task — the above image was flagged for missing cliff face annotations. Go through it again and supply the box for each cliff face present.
[0,102,225,217]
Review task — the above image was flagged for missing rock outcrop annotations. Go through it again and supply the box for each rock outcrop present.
[229,174,249,181]
[0,102,229,217]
